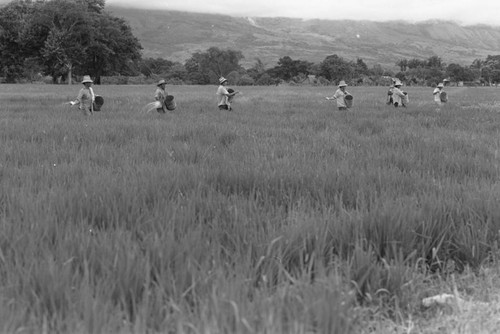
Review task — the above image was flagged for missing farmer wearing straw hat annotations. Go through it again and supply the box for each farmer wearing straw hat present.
[391,80,407,108]
[326,80,351,110]
[433,82,447,109]
[71,75,95,115]
[216,77,238,111]
[154,79,168,113]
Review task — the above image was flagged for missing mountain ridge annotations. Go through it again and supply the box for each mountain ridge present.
[106,6,500,70]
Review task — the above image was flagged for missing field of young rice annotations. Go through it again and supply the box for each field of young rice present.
[1,83,500,333]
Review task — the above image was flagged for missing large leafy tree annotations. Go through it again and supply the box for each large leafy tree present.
[185,47,243,84]
[34,0,93,84]
[80,13,142,83]
[268,56,313,82]
[0,0,142,83]
[0,0,38,82]
[319,54,353,82]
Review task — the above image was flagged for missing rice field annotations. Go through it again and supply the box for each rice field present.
[1,83,500,333]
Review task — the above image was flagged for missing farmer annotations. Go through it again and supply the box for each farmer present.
[433,83,446,109]
[391,80,407,108]
[386,83,395,105]
[71,75,95,115]
[216,77,238,111]
[154,79,168,113]
[326,80,351,110]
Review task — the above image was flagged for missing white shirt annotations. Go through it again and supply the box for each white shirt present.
[216,85,229,106]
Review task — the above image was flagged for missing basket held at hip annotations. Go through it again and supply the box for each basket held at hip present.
[344,94,353,108]
[165,95,176,110]
[93,95,104,111]
[440,91,448,103]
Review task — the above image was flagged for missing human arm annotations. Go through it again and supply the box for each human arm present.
[154,88,166,102]
[326,89,341,100]
[393,88,406,98]
[72,89,84,107]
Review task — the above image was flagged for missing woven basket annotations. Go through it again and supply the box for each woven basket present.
[93,95,104,111]
[440,91,448,103]
[165,95,176,110]
[344,94,353,108]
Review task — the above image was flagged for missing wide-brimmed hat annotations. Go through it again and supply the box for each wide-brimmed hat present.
[394,80,402,87]
[437,83,444,88]
[81,75,93,84]
[338,80,347,87]
[157,79,166,86]
[219,77,228,84]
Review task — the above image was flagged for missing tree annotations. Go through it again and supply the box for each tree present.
[319,54,353,82]
[427,56,443,69]
[268,56,313,82]
[0,0,38,81]
[446,63,475,82]
[0,0,142,83]
[184,47,244,84]
[76,0,105,13]
[184,54,210,84]
[354,58,369,77]
[79,13,142,83]
[238,74,254,86]
[481,55,500,85]
[37,0,93,84]
[396,59,408,72]
[246,58,266,81]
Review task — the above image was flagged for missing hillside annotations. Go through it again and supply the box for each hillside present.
[106,6,500,70]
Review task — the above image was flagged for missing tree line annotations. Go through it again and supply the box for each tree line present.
[2,0,500,86]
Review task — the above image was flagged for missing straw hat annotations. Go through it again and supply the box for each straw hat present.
[157,79,166,86]
[394,80,402,87]
[338,80,347,87]
[81,75,93,84]
[219,77,228,84]
[437,83,444,88]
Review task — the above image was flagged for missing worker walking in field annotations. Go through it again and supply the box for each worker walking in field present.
[326,80,352,110]
[71,75,95,115]
[154,79,169,113]
[391,80,407,108]
[216,77,238,111]
[433,82,447,110]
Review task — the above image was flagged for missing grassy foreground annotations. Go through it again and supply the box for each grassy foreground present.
[1,83,500,333]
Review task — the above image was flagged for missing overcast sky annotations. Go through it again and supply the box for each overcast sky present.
[105,0,500,26]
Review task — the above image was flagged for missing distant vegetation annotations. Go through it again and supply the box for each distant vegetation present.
[2,0,500,86]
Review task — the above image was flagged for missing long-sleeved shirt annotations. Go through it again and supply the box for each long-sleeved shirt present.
[75,87,95,110]
[330,88,350,108]
[392,87,406,105]
[433,88,443,102]
[216,85,230,106]
[154,87,167,103]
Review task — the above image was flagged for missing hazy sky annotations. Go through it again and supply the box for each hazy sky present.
[106,0,500,25]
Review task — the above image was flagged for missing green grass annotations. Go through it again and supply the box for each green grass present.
[1,83,500,333]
